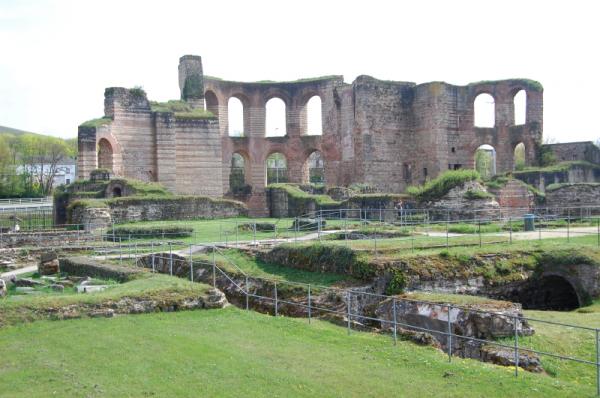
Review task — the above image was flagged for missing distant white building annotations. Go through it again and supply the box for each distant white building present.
[17,157,77,188]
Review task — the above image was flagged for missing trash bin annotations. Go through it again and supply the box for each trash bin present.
[523,214,536,232]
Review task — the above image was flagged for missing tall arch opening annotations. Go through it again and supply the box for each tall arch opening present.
[229,152,250,195]
[474,93,495,128]
[513,90,526,125]
[514,142,526,170]
[266,153,288,184]
[306,96,322,136]
[303,151,324,183]
[265,98,287,137]
[474,144,496,179]
[97,138,114,172]
[228,97,244,137]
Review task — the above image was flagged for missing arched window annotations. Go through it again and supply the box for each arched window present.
[229,153,248,194]
[514,142,526,170]
[474,144,496,179]
[474,93,495,128]
[306,96,322,135]
[228,97,244,137]
[265,98,286,137]
[513,90,526,125]
[97,138,114,172]
[266,153,288,184]
[303,151,324,183]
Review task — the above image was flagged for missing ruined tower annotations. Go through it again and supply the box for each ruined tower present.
[178,55,205,109]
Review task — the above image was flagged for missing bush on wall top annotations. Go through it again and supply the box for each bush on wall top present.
[407,169,481,202]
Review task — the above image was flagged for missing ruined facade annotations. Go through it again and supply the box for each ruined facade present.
[78,55,544,215]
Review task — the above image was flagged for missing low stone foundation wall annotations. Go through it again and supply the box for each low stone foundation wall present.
[0,230,96,248]
[59,257,141,282]
[70,196,248,228]
[545,183,600,212]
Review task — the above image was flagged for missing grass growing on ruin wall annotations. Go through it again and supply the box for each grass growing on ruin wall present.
[406,169,481,202]
[0,273,209,328]
[109,225,194,239]
[268,183,342,207]
[545,182,600,192]
[79,117,112,128]
[514,161,600,175]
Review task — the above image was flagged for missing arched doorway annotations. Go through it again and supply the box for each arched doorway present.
[229,152,250,195]
[306,96,322,136]
[266,153,288,184]
[513,90,526,125]
[514,142,526,170]
[474,144,496,179]
[518,275,580,310]
[303,150,324,183]
[97,138,114,172]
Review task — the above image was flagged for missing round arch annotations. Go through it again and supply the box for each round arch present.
[474,144,496,178]
[473,93,495,128]
[302,150,324,183]
[266,152,288,184]
[265,97,287,137]
[97,138,114,172]
[204,90,220,117]
[513,142,526,170]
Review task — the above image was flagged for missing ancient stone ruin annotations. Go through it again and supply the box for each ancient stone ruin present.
[77,55,547,216]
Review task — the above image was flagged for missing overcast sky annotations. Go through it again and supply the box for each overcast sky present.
[1,0,599,143]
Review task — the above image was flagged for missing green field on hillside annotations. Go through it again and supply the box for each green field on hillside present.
[0,308,594,397]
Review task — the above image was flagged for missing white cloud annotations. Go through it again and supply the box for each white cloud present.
[0,0,598,143]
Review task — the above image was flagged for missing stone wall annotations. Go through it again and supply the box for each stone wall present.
[78,54,546,216]
[70,196,247,226]
[488,179,534,217]
[545,183,600,211]
[546,142,600,164]
[514,163,600,192]
[0,230,95,248]
[59,256,141,282]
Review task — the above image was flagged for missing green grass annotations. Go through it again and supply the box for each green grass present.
[0,307,590,397]
[79,117,112,128]
[196,249,354,287]
[0,274,209,327]
[267,183,342,206]
[407,169,481,202]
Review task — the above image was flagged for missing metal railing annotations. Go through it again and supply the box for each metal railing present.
[136,248,600,396]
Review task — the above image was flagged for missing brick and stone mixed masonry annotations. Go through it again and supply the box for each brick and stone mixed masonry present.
[77,55,551,216]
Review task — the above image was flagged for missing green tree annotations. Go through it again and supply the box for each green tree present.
[475,148,494,179]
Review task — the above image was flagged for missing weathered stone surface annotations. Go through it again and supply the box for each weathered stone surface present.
[77,54,545,217]
[14,278,45,287]
[38,258,60,276]
[59,257,141,282]
[480,345,543,373]
[423,180,500,221]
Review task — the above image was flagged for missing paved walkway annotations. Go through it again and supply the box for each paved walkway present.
[0,265,37,280]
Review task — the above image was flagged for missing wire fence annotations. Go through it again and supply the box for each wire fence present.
[132,248,600,396]
[3,205,600,253]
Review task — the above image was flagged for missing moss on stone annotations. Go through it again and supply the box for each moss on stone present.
[79,117,112,128]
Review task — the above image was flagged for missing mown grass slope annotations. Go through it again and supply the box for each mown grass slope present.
[0,308,592,397]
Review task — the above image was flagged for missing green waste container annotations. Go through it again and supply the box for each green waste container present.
[524,214,536,231]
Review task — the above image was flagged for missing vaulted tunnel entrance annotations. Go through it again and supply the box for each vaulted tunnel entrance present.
[517,275,580,311]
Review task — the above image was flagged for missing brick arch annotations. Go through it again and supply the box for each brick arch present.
[96,130,123,177]
[227,94,250,137]
[301,149,324,183]
[472,92,496,128]
[298,92,324,136]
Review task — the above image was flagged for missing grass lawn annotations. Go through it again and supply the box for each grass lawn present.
[0,274,210,327]
[195,249,356,287]
[0,307,591,397]
[110,217,360,246]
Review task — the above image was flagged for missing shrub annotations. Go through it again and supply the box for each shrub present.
[407,169,481,202]
[385,269,406,295]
